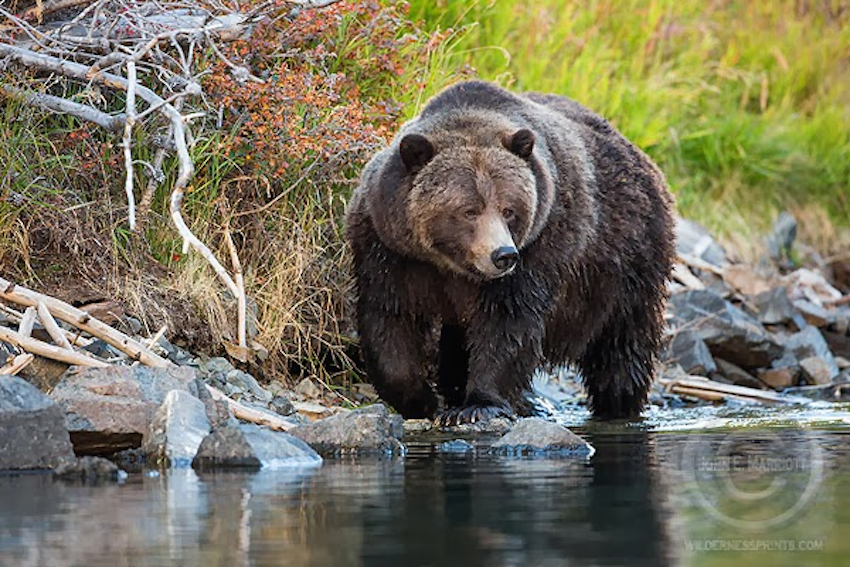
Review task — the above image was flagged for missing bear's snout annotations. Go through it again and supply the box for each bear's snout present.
[491,246,518,271]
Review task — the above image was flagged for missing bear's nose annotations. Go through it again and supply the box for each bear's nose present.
[491,246,519,271]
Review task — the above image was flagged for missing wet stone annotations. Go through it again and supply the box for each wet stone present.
[438,439,475,454]
[192,423,322,470]
[290,404,405,457]
[142,390,211,468]
[49,365,195,456]
[0,376,75,470]
[53,456,126,483]
[491,418,594,457]
[758,367,799,390]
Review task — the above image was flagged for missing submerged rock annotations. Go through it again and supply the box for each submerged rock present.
[0,375,75,470]
[143,390,211,468]
[290,404,405,456]
[491,418,594,457]
[53,456,126,482]
[192,423,321,470]
[437,439,475,454]
[49,365,195,455]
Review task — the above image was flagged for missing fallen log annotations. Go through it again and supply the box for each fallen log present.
[0,326,108,367]
[0,276,169,367]
[205,384,294,431]
[658,375,811,405]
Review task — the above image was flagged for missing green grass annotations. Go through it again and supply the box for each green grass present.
[409,0,850,249]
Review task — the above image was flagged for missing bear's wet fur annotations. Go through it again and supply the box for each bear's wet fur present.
[346,81,675,424]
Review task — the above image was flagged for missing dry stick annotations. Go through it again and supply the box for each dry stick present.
[122,59,138,231]
[0,326,109,367]
[18,307,37,338]
[658,375,810,405]
[0,276,169,367]
[0,303,92,346]
[0,85,124,131]
[223,221,247,350]
[0,43,244,349]
[0,353,34,376]
[205,384,294,431]
[36,301,73,350]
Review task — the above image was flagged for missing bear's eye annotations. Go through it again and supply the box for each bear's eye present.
[463,209,478,219]
[502,208,515,220]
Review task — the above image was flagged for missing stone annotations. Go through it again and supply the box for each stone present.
[49,365,195,455]
[0,376,75,470]
[292,400,337,421]
[676,218,728,267]
[142,390,211,468]
[53,456,126,482]
[192,423,321,470]
[16,356,69,392]
[714,359,764,389]
[439,417,514,435]
[753,287,797,325]
[188,378,233,429]
[758,367,798,390]
[782,327,840,382]
[403,419,433,434]
[293,378,322,399]
[270,395,295,416]
[766,211,797,265]
[793,300,832,327]
[225,369,272,403]
[289,404,405,456]
[799,357,836,385]
[491,418,594,457]
[664,330,717,376]
[824,330,850,360]
[438,439,475,453]
[836,356,850,370]
[669,290,784,368]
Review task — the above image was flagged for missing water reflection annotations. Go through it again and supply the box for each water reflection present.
[0,429,847,567]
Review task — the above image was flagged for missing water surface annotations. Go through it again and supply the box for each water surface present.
[1,408,849,567]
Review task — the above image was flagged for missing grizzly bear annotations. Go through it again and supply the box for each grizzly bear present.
[346,81,675,424]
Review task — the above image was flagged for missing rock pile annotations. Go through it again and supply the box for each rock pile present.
[661,216,850,404]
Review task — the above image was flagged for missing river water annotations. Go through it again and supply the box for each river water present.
[1,404,849,567]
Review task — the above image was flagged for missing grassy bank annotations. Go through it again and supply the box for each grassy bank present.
[410,0,849,254]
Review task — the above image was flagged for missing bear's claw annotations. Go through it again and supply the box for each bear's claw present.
[435,404,514,427]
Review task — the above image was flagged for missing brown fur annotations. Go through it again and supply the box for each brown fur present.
[346,81,675,422]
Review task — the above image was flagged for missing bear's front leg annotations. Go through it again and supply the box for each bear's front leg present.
[359,308,439,419]
[436,281,548,426]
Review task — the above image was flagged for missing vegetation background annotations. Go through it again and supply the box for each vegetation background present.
[1,0,847,390]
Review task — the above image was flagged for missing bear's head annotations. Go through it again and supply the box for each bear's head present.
[400,129,540,280]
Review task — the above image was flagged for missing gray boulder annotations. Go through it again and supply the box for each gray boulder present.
[50,365,195,455]
[0,375,75,470]
[143,390,211,468]
[192,423,321,470]
[491,418,594,457]
[290,404,405,456]
[752,287,798,325]
[53,456,126,482]
[783,327,840,383]
[664,330,717,376]
[669,290,783,368]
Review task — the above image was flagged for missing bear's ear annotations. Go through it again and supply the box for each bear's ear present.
[399,134,435,172]
[504,129,535,159]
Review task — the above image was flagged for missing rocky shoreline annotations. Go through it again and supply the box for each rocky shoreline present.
[1,214,848,477]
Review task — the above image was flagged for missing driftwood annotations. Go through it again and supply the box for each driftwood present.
[0,326,108,367]
[658,375,811,405]
[36,301,73,351]
[205,384,294,431]
[18,306,37,338]
[0,353,34,375]
[0,276,168,367]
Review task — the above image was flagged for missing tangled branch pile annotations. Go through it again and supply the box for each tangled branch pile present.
[0,0,463,384]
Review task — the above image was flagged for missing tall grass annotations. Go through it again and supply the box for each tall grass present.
[409,0,849,252]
